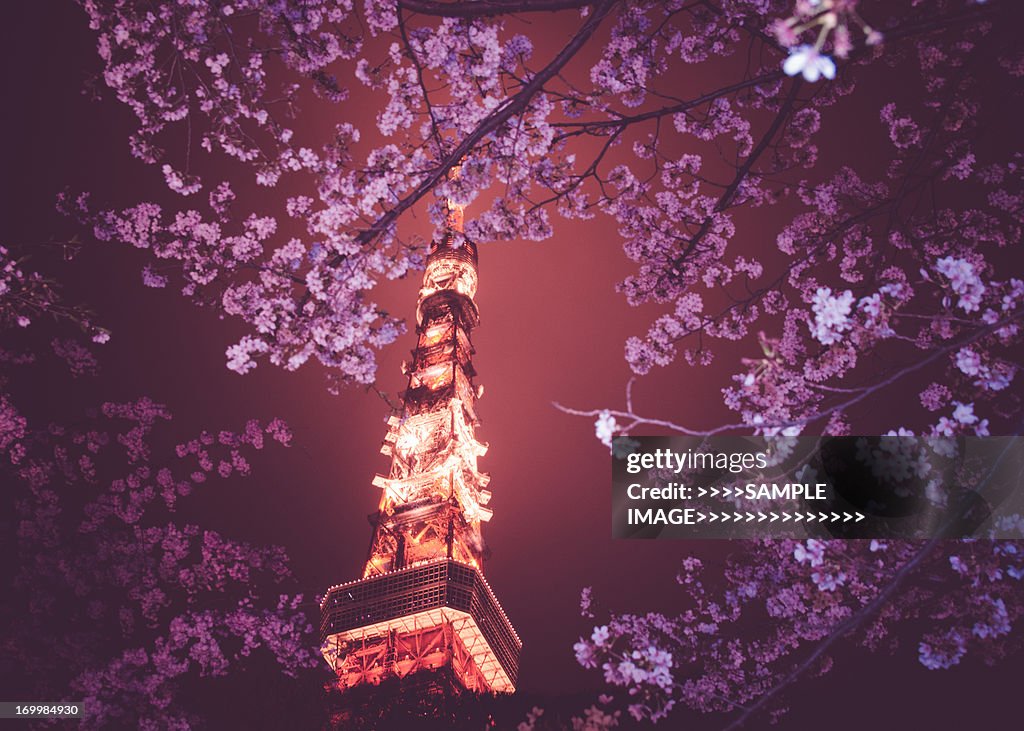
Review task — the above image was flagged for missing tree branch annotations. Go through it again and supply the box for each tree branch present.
[400,0,594,18]
[554,312,1024,436]
[720,427,1023,730]
[326,0,620,269]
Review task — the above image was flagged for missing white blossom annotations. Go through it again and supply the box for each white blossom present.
[783,45,836,82]
[594,410,618,449]
[935,256,985,312]
[810,287,855,344]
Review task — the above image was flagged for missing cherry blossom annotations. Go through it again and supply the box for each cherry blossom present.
[1,240,314,728]
[43,0,1024,725]
[573,536,1024,724]
[809,287,854,344]
[783,45,837,82]
[594,411,619,449]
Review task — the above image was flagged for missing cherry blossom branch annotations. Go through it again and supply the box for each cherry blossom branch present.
[397,8,446,154]
[552,72,784,136]
[399,0,595,18]
[721,539,940,729]
[720,431,1022,730]
[554,312,1024,436]
[321,0,618,270]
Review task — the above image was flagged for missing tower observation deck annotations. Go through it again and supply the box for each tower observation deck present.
[320,168,521,700]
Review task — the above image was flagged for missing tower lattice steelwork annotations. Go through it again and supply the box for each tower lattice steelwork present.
[320,171,521,700]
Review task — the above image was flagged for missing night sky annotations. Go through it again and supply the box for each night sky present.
[3,2,1024,728]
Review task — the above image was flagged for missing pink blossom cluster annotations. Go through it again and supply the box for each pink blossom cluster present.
[68,0,591,388]
[5,392,315,727]
[1,243,315,728]
[575,536,1024,723]
[69,1,1018,441]
[55,2,1024,724]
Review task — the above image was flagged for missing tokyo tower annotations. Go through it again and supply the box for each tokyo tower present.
[320,168,521,706]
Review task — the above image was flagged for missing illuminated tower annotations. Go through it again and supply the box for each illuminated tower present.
[320,169,521,703]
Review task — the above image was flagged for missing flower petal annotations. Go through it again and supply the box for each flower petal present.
[820,56,837,80]
[783,50,808,77]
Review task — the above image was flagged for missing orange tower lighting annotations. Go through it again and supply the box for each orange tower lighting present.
[320,166,521,696]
